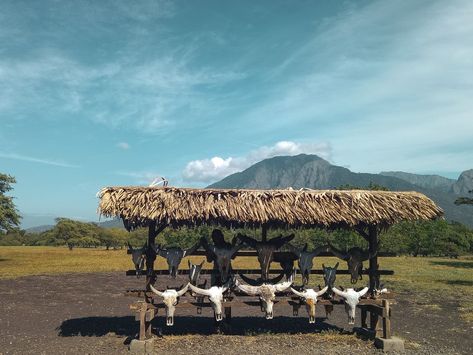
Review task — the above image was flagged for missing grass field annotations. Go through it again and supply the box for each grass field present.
[1,246,472,322]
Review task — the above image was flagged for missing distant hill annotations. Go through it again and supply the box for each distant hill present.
[209,154,473,227]
[451,169,473,195]
[380,171,455,193]
[25,225,55,233]
[26,218,124,233]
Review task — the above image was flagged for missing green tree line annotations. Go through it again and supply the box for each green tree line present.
[1,217,472,257]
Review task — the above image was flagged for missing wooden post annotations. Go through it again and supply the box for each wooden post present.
[382,299,391,339]
[225,306,232,323]
[361,307,368,328]
[145,308,155,338]
[368,225,380,297]
[139,303,147,340]
[145,221,157,291]
[261,224,268,242]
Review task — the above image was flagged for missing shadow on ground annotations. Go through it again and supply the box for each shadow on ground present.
[444,279,473,286]
[57,315,343,337]
[430,260,473,269]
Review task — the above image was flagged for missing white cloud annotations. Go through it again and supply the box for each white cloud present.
[182,140,331,183]
[116,142,130,150]
[0,152,79,168]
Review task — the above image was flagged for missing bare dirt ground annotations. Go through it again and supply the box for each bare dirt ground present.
[0,272,471,354]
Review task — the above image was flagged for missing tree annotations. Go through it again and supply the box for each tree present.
[455,189,473,206]
[0,173,21,233]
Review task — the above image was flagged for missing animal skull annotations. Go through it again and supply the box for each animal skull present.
[127,242,146,278]
[237,233,295,282]
[188,283,229,321]
[322,262,339,299]
[290,286,328,323]
[201,233,242,284]
[149,283,189,326]
[157,241,200,278]
[236,278,293,319]
[329,244,375,284]
[288,244,329,285]
[332,286,369,324]
[188,260,205,285]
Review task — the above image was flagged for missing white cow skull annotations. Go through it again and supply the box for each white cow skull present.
[332,286,369,325]
[290,286,328,323]
[149,283,189,326]
[189,283,229,321]
[236,278,293,319]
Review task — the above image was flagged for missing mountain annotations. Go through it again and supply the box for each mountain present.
[380,171,455,193]
[451,169,473,195]
[25,218,124,233]
[26,225,55,233]
[208,154,473,227]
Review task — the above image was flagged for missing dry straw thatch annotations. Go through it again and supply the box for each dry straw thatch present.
[97,187,443,230]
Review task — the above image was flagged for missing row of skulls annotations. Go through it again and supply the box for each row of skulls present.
[149,263,375,327]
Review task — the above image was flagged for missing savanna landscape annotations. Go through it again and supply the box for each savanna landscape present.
[0,247,472,354]
[2,1,473,354]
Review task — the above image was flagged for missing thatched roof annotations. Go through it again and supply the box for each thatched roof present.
[97,187,443,230]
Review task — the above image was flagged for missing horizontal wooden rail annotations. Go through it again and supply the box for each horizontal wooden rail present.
[127,249,397,257]
[125,269,394,276]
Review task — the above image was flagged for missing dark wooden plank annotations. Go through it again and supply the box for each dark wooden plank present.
[125,269,394,276]
[127,249,396,257]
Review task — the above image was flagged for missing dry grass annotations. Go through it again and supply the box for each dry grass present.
[98,186,443,229]
[1,246,472,321]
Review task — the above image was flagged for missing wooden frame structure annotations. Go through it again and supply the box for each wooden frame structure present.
[97,187,443,341]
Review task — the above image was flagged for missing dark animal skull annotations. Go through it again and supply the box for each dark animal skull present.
[322,262,339,299]
[157,241,200,278]
[329,244,375,284]
[288,244,329,285]
[188,260,205,285]
[127,242,146,278]
[201,230,243,284]
[237,233,295,282]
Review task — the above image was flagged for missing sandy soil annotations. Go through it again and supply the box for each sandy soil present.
[0,272,471,354]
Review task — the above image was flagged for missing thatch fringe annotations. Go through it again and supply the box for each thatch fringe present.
[97,187,443,230]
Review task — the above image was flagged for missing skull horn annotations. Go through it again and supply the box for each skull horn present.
[189,283,212,296]
[176,283,190,297]
[290,287,306,298]
[357,287,369,297]
[328,243,348,260]
[149,284,164,297]
[316,285,329,297]
[331,287,348,298]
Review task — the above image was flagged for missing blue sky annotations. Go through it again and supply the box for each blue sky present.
[1,0,472,228]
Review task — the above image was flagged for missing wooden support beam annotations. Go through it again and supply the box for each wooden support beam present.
[382,299,391,339]
[126,268,394,276]
[368,225,380,297]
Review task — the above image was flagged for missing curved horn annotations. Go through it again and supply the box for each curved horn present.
[236,234,257,248]
[176,283,189,297]
[149,284,164,297]
[290,287,306,298]
[239,273,263,286]
[334,262,339,269]
[310,245,330,257]
[275,279,293,292]
[189,283,212,296]
[236,280,261,296]
[316,286,329,297]
[331,287,348,298]
[184,241,201,257]
[286,243,301,257]
[357,287,369,298]
[328,243,348,260]
[274,234,295,249]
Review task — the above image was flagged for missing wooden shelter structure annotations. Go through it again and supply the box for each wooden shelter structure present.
[97,186,443,341]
